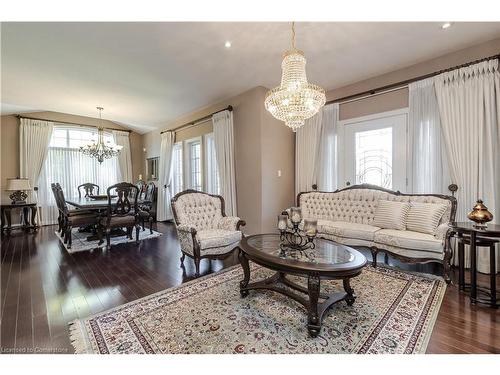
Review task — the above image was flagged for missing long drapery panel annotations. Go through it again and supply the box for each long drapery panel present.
[434,59,500,273]
[113,130,133,182]
[213,110,237,216]
[157,131,174,221]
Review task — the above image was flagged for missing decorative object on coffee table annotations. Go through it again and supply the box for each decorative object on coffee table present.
[277,211,317,256]
[6,177,31,204]
[239,234,367,337]
[467,199,493,228]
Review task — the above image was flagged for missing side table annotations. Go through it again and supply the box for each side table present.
[1,203,38,235]
[451,222,500,308]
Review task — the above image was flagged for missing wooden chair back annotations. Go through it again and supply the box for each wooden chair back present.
[78,183,100,198]
[106,182,139,219]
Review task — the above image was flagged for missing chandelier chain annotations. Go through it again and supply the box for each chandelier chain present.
[291,22,296,50]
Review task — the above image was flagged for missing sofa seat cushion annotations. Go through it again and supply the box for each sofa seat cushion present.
[196,229,241,250]
[374,229,443,254]
[317,220,381,241]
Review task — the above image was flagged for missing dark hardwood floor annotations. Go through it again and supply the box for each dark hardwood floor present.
[1,222,498,354]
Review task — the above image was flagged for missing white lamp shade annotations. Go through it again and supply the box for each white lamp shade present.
[6,178,31,191]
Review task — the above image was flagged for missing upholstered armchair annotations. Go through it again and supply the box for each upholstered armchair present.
[171,190,246,277]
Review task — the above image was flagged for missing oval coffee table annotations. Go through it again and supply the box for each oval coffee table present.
[238,233,367,337]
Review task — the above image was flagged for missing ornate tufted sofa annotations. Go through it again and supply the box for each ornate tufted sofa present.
[286,184,456,283]
[171,190,246,277]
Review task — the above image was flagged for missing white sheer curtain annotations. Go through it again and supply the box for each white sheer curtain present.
[19,118,54,202]
[113,130,133,182]
[38,147,119,225]
[434,59,500,273]
[316,103,339,191]
[213,110,237,216]
[296,103,339,194]
[157,131,174,221]
[408,77,450,194]
[295,110,323,194]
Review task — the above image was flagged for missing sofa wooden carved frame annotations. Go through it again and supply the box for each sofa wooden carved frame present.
[293,184,457,284]
[171,189,246,276]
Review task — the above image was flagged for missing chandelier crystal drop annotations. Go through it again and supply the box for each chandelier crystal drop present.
[265,22,326,132]
[79,107,123,163]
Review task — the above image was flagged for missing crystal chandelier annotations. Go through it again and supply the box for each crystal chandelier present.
[79,107,123,163]
[265,22,326,131]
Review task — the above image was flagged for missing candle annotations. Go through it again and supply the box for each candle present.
[277,215,287,231]
[304,219,318,237]
[290,207,302,224]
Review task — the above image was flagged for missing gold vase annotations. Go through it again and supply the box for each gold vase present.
[467,199,493,228]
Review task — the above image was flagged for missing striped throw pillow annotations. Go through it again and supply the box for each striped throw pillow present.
[372,200,411,230]
[406,202,447,235]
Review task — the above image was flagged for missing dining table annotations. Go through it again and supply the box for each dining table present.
[65,196,150,241]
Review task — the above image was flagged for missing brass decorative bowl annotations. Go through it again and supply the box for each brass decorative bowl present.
[467,199,493,228]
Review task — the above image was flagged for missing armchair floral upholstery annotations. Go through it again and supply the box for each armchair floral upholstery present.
[171,190,246,277]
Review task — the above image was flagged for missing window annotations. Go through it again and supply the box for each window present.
[355,127,393,188]
[342,112,407,192]
[187,139,202,191]
[37,126,120,225]
[205,133,220,195]
[171,143,183,196]
[172,133,220,195]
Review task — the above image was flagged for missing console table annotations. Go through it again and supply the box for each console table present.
[451,222,499,308]
[0,202,38,235]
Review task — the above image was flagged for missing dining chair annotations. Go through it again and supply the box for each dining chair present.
[103,182,140,250]
[134,180,146,199]
[137,181,156,234]
[78,183,100,198]
[53,184,99,249]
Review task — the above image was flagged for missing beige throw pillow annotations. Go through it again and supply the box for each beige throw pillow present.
[406,202,447,235]
[372,200,410,230]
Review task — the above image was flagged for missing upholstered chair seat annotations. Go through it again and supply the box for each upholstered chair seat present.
[172,190,246,277]
[196,229,242,255]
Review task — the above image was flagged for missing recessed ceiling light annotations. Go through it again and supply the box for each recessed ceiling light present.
[225,41,232,48]
[441,22,452,29]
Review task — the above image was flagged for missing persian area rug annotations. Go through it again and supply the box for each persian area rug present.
[55,228,162,253]
[69,264,446,354]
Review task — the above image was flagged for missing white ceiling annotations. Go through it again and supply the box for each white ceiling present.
[2,22,500,133]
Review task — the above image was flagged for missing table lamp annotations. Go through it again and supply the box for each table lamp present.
[6,177,31,204]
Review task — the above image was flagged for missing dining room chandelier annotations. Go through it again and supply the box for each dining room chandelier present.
[79,107,122,163]
[264,22,326,132]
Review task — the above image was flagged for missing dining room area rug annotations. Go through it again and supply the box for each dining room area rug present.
[55,228,162,253]
[69,263,446,354]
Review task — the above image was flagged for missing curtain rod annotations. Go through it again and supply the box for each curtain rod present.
[15,115,133,133]
[160,105,233,134]
[327,52,500,105]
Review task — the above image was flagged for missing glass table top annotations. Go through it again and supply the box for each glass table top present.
[245,234,356,266]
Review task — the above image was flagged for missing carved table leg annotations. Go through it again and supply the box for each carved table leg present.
[307,274,321,337]
[31,205,38,231]
[470,231,477,303]
[22,207,30,230]
[458,234,465,291]
[239,249,250,297]
[343,278,356,306]
[5,207,12,235]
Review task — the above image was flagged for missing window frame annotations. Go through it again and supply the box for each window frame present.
[183,136,203,191]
